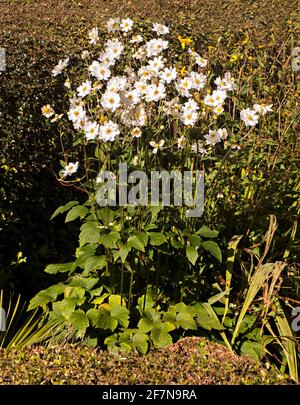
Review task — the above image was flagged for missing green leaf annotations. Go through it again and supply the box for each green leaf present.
[136,231,148,247]
[188,234,202,249]
[222,235,243,323]
[170,238,184,249]
[52,298,77,320]
[151,328,173,348]
[79,222,100,246]
[28,292,53,310]
[160,321,176,333]
[177,313,197,330]
[137,293,155,313]
[104,334,118,349]
[186,245,198,265]
[133,332,149,355]
[69,310,89,337]
[148,232,167,246]
[138,317,153,333]
[92,293,110,305]
[99,207,114,225]
[44,262,72,274]
[28,284,66,310]
[70,252,93,275]
[240,341,263,361]
[163,309,177,324]
[69,277,99,291]
[86,308,100,325]
[174,302,196,315]
[64,286,85,305]
[50,201,78,220]
[110,304,129,328]
[45,284,66,300]
[114,242,131,264]
[99,231,121,249]
[197,225,219,238]
[127,234,146,252]
[83,256,106,275]
[138,308,161,332]
[65,205,89,222]
[202,241,222,263]
[87,308,118,331]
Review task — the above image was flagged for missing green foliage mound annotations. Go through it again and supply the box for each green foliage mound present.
[0,338,288,385]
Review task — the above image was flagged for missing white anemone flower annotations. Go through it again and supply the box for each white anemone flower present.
[132,47,147,60]
[144,82,166,102]
[138,66,152,81]
[240,108,259,127]
[145,39,168,57]
[147,56,165,74]
[51,57,69,77]
[77,80,92,98]
[179,77,193,92]
[213,105,224,115]
[122,90,141,107]
[99,121,120,142]
[204,89,227,107]
[105,39,124,61]
[189,72,206,90]
[88,27,99,45]
[68,105,86,123]
[253,103,273,115]
[134,80,148,95]
[149,139,165,154]
[215,72,236,92]
[131,127,142,138]
[41,104,55,118]
[191,141,207,154]
[107,76,128,92]
[62,162,79,178]
[107,18,120,33]
[195,56,208,67]
[120,18,134,32]
[130,35,143,44]
[181,110,198,126]
[64,78,71,89]
[182,99,199,113]
[84,121,99,141]
[217,128,228,140]
[159,67,177,83]
[89,61,111,81]
[101,91,121,112]
[99,52,115,66]
[204,130,222,145]
[152,23,169,35]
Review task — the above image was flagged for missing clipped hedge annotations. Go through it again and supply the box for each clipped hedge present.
[0,338,288,385]
[0,0,299,298]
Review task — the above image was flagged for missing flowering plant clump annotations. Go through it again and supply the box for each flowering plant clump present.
[33,18,274,352]
[42,17,271,181]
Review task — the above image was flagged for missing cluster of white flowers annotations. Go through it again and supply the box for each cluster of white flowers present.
[42,18,273,177]
[240,103,273,127]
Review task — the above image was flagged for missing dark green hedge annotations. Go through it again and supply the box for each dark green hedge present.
[0,34,84,296]
[0,338,288,384]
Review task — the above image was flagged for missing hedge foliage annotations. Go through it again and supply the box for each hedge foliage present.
[0,338,288,385]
